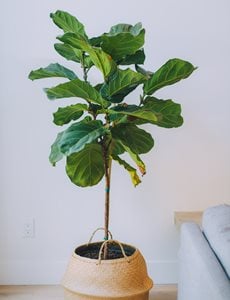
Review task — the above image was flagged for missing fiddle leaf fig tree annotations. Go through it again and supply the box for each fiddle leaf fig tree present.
[29,10,196,249]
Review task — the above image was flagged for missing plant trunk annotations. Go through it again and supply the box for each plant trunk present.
[104,156,112,259]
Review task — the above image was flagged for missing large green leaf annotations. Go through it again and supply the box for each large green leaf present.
[111,123,154,154]
[101,68,146,103]
[119,49,145,65]
[120,143,146,175]
[88,23,143,47]
[111,98,183,128]
[50,10,87,38]
[108,22,143,36]
[100,29,145,61]
[54,43,93,68]
[58,33,116,78]
[28,63,77,80]
[109,104,158,123]
[54,43,80,62]
[53,103,88,126]
[49,132,65,166]
[110,139,125,156]
[66,143,105,187]
[144,58,197,95]
[85,46,116,79]
[58,120,108,156]
[112,155,141,186]
[142,97,183,128]
[45,78,109,107]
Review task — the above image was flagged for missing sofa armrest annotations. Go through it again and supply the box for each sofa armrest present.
[178,222,230,300]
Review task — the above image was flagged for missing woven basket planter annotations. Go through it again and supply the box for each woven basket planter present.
[62,235,153,300]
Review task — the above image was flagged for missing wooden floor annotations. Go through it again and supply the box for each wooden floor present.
[0,285,177,300]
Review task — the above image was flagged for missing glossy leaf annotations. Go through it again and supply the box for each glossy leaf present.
[135,65,153,79]
[28,63,77,80]
[49,132,64,166]
[54,43,93,67]
[58,32,88,48]
[109,104,158,123]
[119,49,145,65]
[112,98,183,128]
[110,139,125,156]
[50,10,87,38]
[121,144,146,175]
[143,97,183,128]
[111,123,154,154]
[58,120,108,156]
[66,143,105,187]
[108,22,143,36]
[112,155,141,186]
[45,78,109,107]
[53,103,88,126]
[89,23,143,47]
[144,58,197,95]
[85,46,116,79]
[101,68,146,103]
[101,29,145,60]
[58,33,116,78]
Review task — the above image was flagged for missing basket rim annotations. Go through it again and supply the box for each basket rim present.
[72,241,138,264]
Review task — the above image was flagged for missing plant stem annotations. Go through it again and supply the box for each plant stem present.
[81,51,88,82]
[103,146,112,259]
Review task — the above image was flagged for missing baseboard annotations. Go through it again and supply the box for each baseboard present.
[0,260,178,285]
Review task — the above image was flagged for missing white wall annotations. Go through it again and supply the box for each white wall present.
[0,0,230,284]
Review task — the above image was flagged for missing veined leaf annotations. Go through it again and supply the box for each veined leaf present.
[121,144,146,175]
[108,22,143,36]
[135,65,153,79]
[109,104,158,123]
[89,23,142,46]
[101,29,145,61]
[110,139,125,156]
[81,116,93,123]
[101,68,146,103]
[54,43,93,68]
[28,63,77,80]
[143,97,183,128]
[53,103,88,126]
[50,10,87,38]
[111,123,154,154]
[49,132,65,166]
[89,36,102,47]
[54,43,80,62]
[144,58,197,95]
[45,78,109,107]
[58,33,116,78]
[66,143,105,187]
[85,46,116,79]
[119,49,145,65]
[57,32,88,49]
[111,98,183,128]
[58,120,108,156]
[112,155,141,186]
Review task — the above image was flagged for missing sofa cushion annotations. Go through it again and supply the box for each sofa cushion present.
[178,222,230,300]
[202,204,230,278]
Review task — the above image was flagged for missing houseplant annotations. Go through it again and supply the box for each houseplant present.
[29,10,196,299]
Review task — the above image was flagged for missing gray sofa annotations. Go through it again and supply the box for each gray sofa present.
[178,204,230,300]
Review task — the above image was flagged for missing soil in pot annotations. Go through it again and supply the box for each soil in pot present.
[75,242,136,260]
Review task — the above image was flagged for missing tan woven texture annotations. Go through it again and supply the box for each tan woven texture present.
[62,243,153,298]
[64,289,149,300]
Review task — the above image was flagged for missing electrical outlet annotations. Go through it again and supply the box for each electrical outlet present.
[23,218,35,238]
